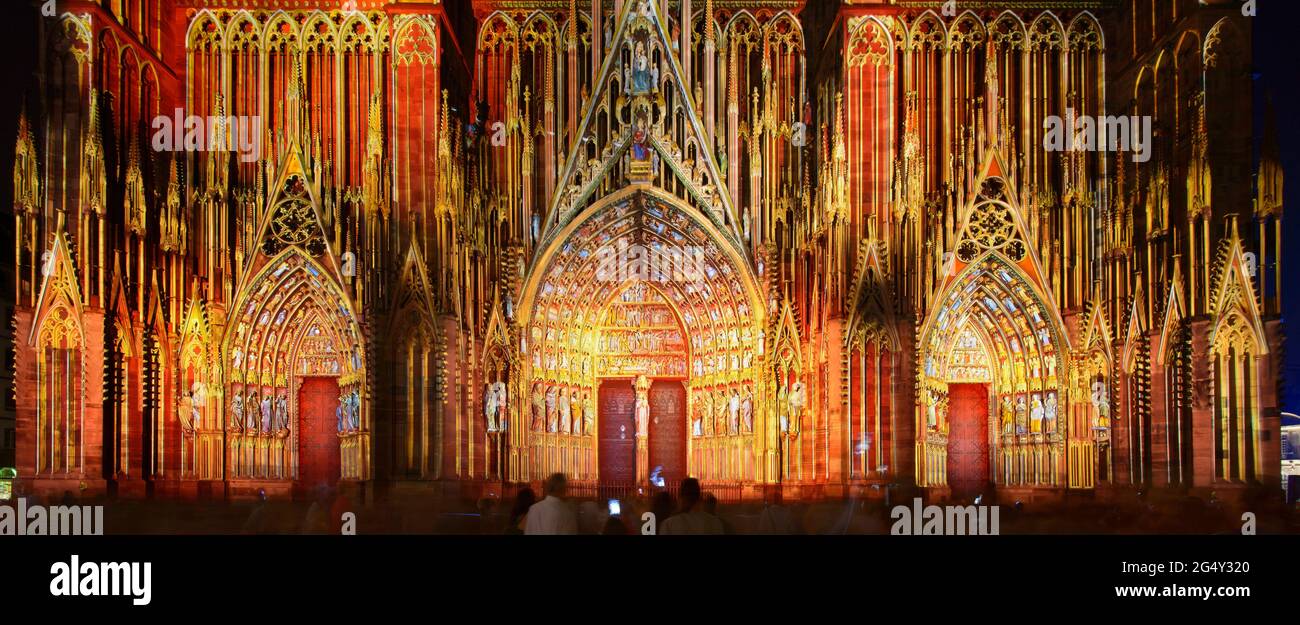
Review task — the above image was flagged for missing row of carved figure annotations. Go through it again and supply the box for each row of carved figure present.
[229,390,289,434]
[692,385,754,437]
[528,382,596,436]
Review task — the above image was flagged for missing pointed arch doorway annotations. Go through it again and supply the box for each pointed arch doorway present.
[917,171,1073,495]
[515,189,767,487]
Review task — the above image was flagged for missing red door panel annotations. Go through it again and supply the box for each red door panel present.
[297,377,341,491]
[947,383,990,498]
[648,380,687,484]
[598,381,636,484]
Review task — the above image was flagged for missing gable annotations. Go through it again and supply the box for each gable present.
[543,0,737,243]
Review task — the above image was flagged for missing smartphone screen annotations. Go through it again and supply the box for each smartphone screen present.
[607,499,621,517]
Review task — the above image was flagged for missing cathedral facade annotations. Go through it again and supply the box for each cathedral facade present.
[4,0,1284,504]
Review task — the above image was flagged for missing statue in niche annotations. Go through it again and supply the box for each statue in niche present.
[1091,379,1110,429]
[347,391,360,430]
[728,389,741,435]
[1044,391,1058,433]
[559,387,572,434]
[584,392,595,435]
[1029,394,1044,434]
[571,389,583,435]
[926,390,938,430]
[776,379,789,433]
[260,392,273,433]
[788,380,807,434]
[275,393,288,432]
[631,40,656,94]
[246,392,260,431]
[484,382,500,432]
[701,392,714,436]
[635,392,650,438]
[632,114,651,161]
[546,385,558,433]
[742,389,753,433]
[231,393,245,430]
[531,382,545,431]
[178,392,194,434]
[337,397,346,433]
[1000,396,1015,436]
[232,347,244,369]
[714,389,727,435]
[1015,396,1027,435]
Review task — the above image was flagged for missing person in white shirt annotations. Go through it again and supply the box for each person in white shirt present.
[524,473,578,535]
[659,478,725,535]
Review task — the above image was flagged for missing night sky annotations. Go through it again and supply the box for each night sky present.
[1254,1,1300,414]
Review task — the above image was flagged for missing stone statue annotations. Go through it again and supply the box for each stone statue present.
[231,394,244,430]
[635,392,650,438]
[788,380,807,434]
[531,382,545,431]
[493,381,507,432]
[728,390,741,435]
[1000,396,1015,436]
[741,389,753,433]
[1015,396,1027,434]
[1044,392,1058,433]
[190,382,206,430]
[178,393,194,433]
[336,401,345,433]
[246,392,260,431]
[260,393,273,433]
[701,392,714,436]
[926,391,938,429]
[273,393,287,431]
[546,385,558,433]
[349,390,360,430]
[584,392,595,435]
[484,382,499,432]
[571,389,583,435]
[776,382,789,433]
[559,388,572,434]
[1030,395,1044,434]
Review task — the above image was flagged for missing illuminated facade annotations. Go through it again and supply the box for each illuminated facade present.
[5,0,1284,503]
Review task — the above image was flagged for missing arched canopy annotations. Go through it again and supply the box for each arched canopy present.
[921,255,1067,397]
[225,248,366,388]
[518,188,765,387]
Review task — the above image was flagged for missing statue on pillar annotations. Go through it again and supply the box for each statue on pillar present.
[260,392,273,433]
[634,379,650,438]
[571,389,583,436]
[230,393,244,431]
[484,383,499,432]
[531,381,545,431]
[559,387,572,434]
[788,380,806,435]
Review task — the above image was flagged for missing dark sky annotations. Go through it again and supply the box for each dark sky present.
[1253,1,1300,413]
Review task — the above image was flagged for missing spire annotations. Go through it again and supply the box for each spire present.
[82,90,107,215]
[125,134,147,235]
[1256,96,1284,217]
[13,103,40,213]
